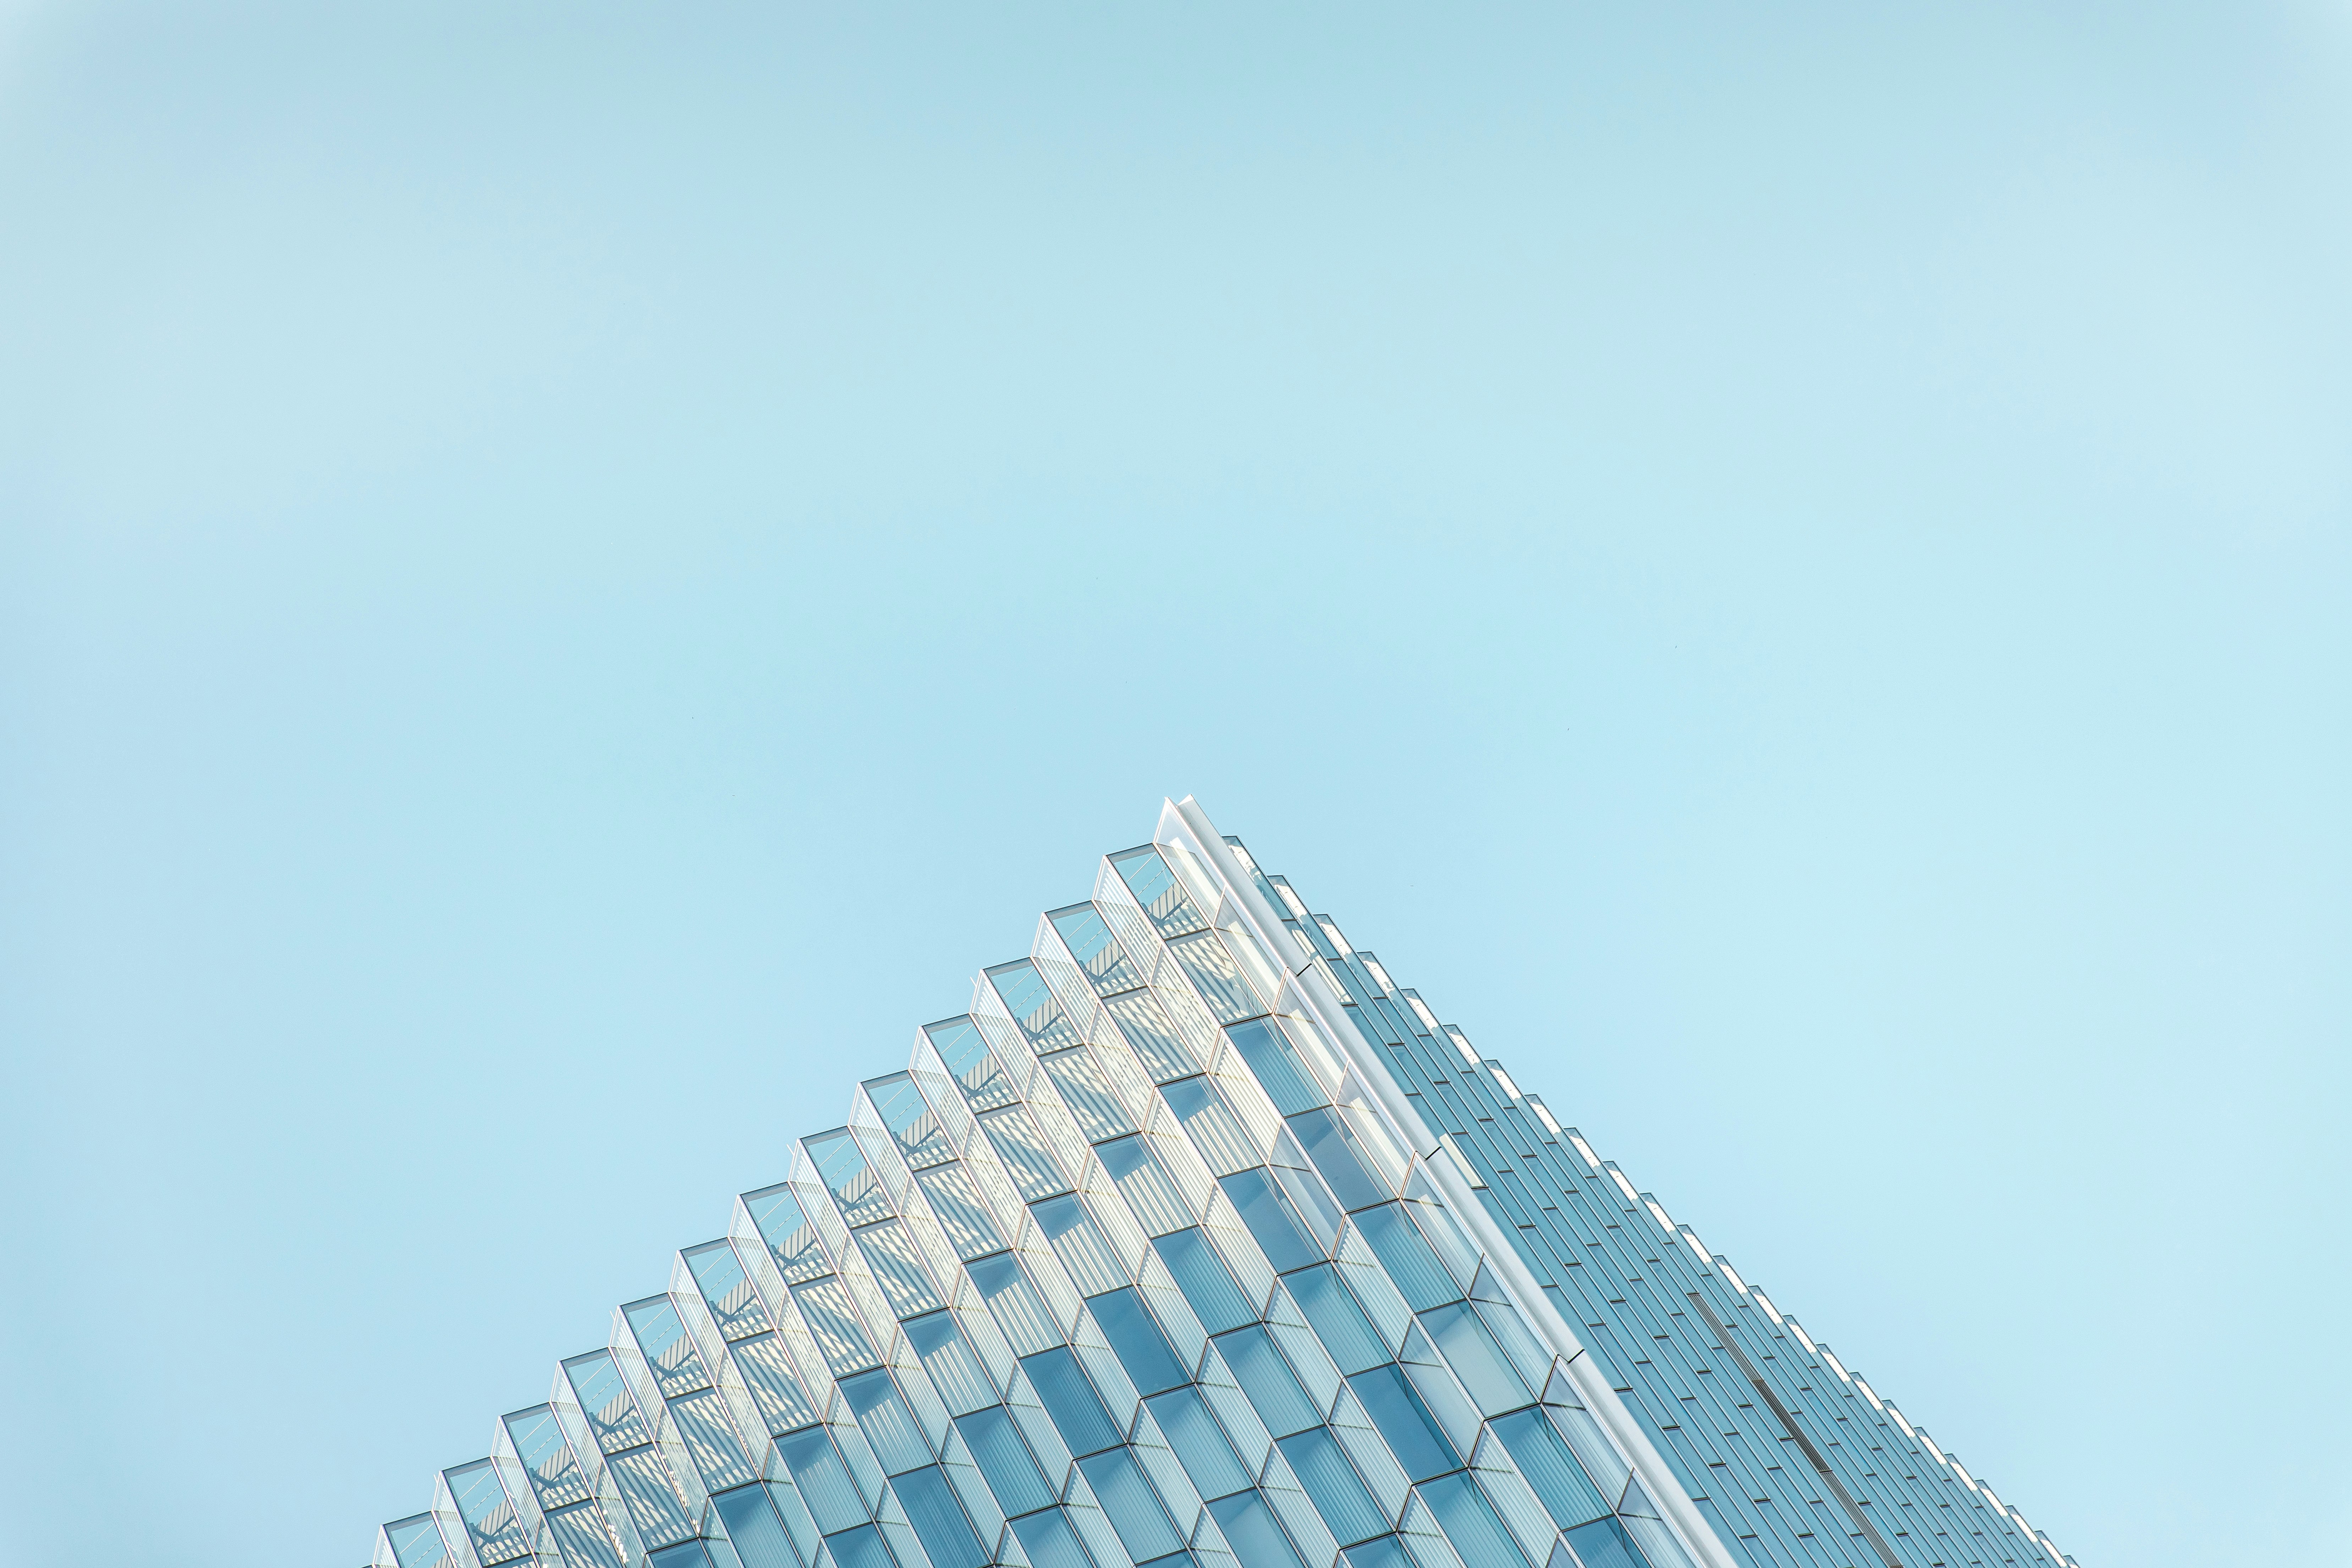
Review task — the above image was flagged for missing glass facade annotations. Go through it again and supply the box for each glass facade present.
[371,798,2079,1568]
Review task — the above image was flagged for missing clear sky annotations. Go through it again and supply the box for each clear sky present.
[2,5,2346,1566]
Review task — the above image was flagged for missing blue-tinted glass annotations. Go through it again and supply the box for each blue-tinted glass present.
[1270,1162,1343,1253]
[969,1252,1064,1353]
[1206,1491,1308,1568]
[1345,1367,1459,1481]
[649,1544,711,1568]
[1049,904,1145,994]
[1137,1555,1199,1568]
[892,1466,989,1568]
[775,1430,868,1533]
[713,1485,804,1568]
[1397,1327,1482,1456]
[1078,1448,1186,1562]
[953,1407,1055,1518]
[1010,1508,1097,1568]
[1285,1110,1389,1211]
[1213,1326,1321,1436]
[839,1370,932,1474]
[1091,1287,1191,1394]
[1144,1388,1252,1500]
[1153,1229,1257,1333]
[906,1313,998,1416]
[1341,1536,1414,1568]
[1416,1473,1529,1568]
[1021,1347,1123,1456]
[1219,1170,1321,1272]
[1416,1303,1531,1416]
[1353,1206,1460,1311]
[1223,1020,1323,1114]
[1564,1515,1646,1568]
[1275,1428,1388,1547]
[1285,1266,1390,1374]
[1110,847,1206,937]
[822,1524,896,1568]
[1488,1410,1612,1529]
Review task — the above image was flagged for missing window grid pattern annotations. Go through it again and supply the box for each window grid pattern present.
[372,804,2078,1568]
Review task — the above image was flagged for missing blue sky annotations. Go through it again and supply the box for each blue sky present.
[2,5,2346,1566]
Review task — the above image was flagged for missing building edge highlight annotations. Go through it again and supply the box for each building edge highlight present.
[372,795,2079,1568]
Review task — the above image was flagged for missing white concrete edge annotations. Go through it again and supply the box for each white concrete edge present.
[1155,796,1741,1568]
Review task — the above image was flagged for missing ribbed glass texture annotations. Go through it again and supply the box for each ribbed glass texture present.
[372,801,2078,1568]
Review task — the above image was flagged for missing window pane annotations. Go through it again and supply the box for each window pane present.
[1416,1304,1531,1417]
[1345,1367,1459,1482]
[1020,1347,1122,1457]
[1487,1410,1611,1529]
[775,1431,868,1534]
[1218,1170,1320,1273]
[906,1313,998,1417]
[1415,1474,1528,1568]
[1152,1229,1256,1334]
[1222,1021,1325,1115]
[712,1485,802,1568]
[1213,1327,1320,1438]
[1143,1388,1251,1501]
[1564,1516,1646,1568]
[892,1466,989,1568]
[1284,1266,1388,1375]
[1206,1491,1307,1568]
[952,1408,1055,1519]
[1090,1287,1191,1395]
[1011,1508,1098,1568]
[1275,1429,1388,1548]
[840,1370,932,1475]
[1078,1449,1186,1562]
[1352,1207,1459,1312]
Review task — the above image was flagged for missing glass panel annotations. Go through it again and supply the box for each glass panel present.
[1168,931,1265,1024]
[953,1407,1056,1518]
[544,1501,624,1568]
[915,1166,1006,1259]
[1161,1076,1261,1175]
[608,1447,695,1547]
[1011,1508,1099,1568]
[671,1388,759,1491]
[868,1074,957,1170]
[1143,1386,1251,1500]
[1345,1367,1459,1482]
[1049,905,1146,995]
[1103,991,1202,1082]
[927,1017,1020,1112]
[1150,1229,1255,1333]
[1039,1051,1137,1142]
[774,1430,870,1533]
[988,961,1086,1054]
[744,1187,832,1284]
[840,1370,933,1474]
[505,1407,593,1509]
[1212,1326,1320,1437]
[1285,1111,1392,1211]
[1032,1195,1128,1297]
[448,1459,530,1565]
[1563,1516,1646,1568]
[1415,1474,1528,1568]
[1020,1347,1122,1457]
[712,1485,801,1568]
[564,1352,651,1455]
[384,1517,452,1568]
[807,1132,894,1228]
[1269,1162,1343,1255]
[893,1465,990,1568]
[823,1524,894,1568]
[1343,1537,1415,1568]
[1417,1304,1532,1416]
[1079,1448,1187,1562]
[1097,1136,1194,1236]
[789,1279,881,1375]
[1275,1429,1388,1548]
[1222,1020,1327,1116]
[1352,1208,1460,1312]
[1488,1410,1611,1530]
[1205,1491,1307,1568]
[968,1253,1063,1356]
[626,1297,711,1398]
[730,1334,820,1435]
[686,1241,771,1340]
[905,1312,999,1416]
[1285,1266,1388,1376]
[1218,1170,1321,1273]
[648,1543,711,1568]
[1111,847,1209,937]
[1089,1287,1190,1395]
[982,1109,1075,1202]
[855,1222,945,1318]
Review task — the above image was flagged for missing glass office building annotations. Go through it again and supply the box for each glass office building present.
[372,799,2078,1568]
